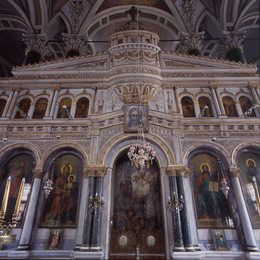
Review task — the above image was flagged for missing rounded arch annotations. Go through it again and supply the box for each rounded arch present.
[0,143,41,168]
[99,133,175,168]
[231,141,260,166]
[183,142,231,167]
[40,143,89,169]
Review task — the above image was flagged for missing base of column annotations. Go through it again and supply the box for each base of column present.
[246,245,258,252]
[79,246,102,252]
[17,244,30,250]
[185,245,196,252]
[173,246,185,252]
[193,244,201,251]
[74,244,83,251]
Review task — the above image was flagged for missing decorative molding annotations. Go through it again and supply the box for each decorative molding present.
[32,168,44,178]
[83,165,106,177]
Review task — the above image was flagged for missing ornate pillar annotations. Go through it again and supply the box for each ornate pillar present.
[6,88,20,118]
[44,90,55,118]
[74,168,90,249]
[167,166,185,252]
[62,33,93,58]
[173,86,181,113]
[178,32,205,56]
[193,101,201,117]
[22,33,48,65]
[221,31,246,63]
[70,100,77,118]
[27,101,35,119]
[48,85,60,118]
[248,82,260,117]
[0,90,14,119]
[210,82,226,116]
[235,101,244,117]
[18,168,43,250]
[229,167,258,251]
[81,166,106,251]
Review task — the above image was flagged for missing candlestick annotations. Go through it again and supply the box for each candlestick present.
[0,176,11,220]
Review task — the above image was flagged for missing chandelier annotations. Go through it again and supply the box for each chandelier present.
[128,142,156,169]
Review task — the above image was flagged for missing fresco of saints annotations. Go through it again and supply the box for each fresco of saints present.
[41,155,81,227]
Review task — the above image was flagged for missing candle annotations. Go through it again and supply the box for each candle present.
[0,176,11,219]
[12,178,25,222]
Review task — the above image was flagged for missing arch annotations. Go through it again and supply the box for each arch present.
[56,96,73,118]
[75,97,89,118]
[231,142,260,167]
[180,96,196,117]
[33,97,48,119]
[99,133,175,168]
[197,95,214,117]
[183,142,231,167]
[239,96,255,117]
[0,143,41,168]
[222,96,238,117]
[40,143,89,169]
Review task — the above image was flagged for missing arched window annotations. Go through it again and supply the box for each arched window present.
[0,152,34,224]
[0,98,7,117]
[239,96,255,117]
[33,98,48,119]
[198,96,213,117]
[15,98,31,119]
[188,152,234,228]
[40,152,83,227]
[222,96,238,117]
[75,97,89,118]
[237,148,260,227]
[181,96,195,117]
[57,98,72,118]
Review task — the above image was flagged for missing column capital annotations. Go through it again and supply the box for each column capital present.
[248,81,258,89]
[11,85,21,91]
[178,31,205,54]
[221,30,246,52]
[33,168,44,179]
[83,165,106,177]
[209,81,220,89]
[229,167,240,178]
[22,33,48,55]
[167,164,190,177]
[52,84,61,91]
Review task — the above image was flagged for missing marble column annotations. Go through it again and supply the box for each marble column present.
[80,166,106,251]
[1,91,14,118]
[173,86,181,113]
[6,88,20,118]
[18,168,43,250]
[235,101,244,117]
[193,101,201,117]
[44,90,55,118]
[230,167,258,251]
[210,83,226,116]
[167,167,185,252]
[210,86,222,116]
[27,101,35,119]
[176,167,195,251]
[74,170,90,250]
[249,82,260,117]
[48,86,60,118]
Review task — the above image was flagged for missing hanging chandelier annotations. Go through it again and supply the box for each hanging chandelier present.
[128,142,156,169]
[125,6,156,169]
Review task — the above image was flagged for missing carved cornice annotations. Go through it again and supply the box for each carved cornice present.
[229,167,240,178]
[83,165,106,177]
[167,165,190,177]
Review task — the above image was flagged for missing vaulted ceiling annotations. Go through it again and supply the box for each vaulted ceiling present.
[0,0,259,77]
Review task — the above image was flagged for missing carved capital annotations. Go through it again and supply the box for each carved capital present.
[83,165,106,177]
[229,167,240,178]
[209,81,219,89]
[167,165,190,177]
[33,168,44,179]
[62,33,93,56]
[52,84,61,91]
[178,31,205,54]
[22,33,48,55]
[248,81,258,90]
[221,30,246,52]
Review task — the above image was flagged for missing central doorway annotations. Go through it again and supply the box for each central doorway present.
[109,153,166,259]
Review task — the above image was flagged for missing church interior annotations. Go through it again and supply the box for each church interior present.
[0,1,260,259]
